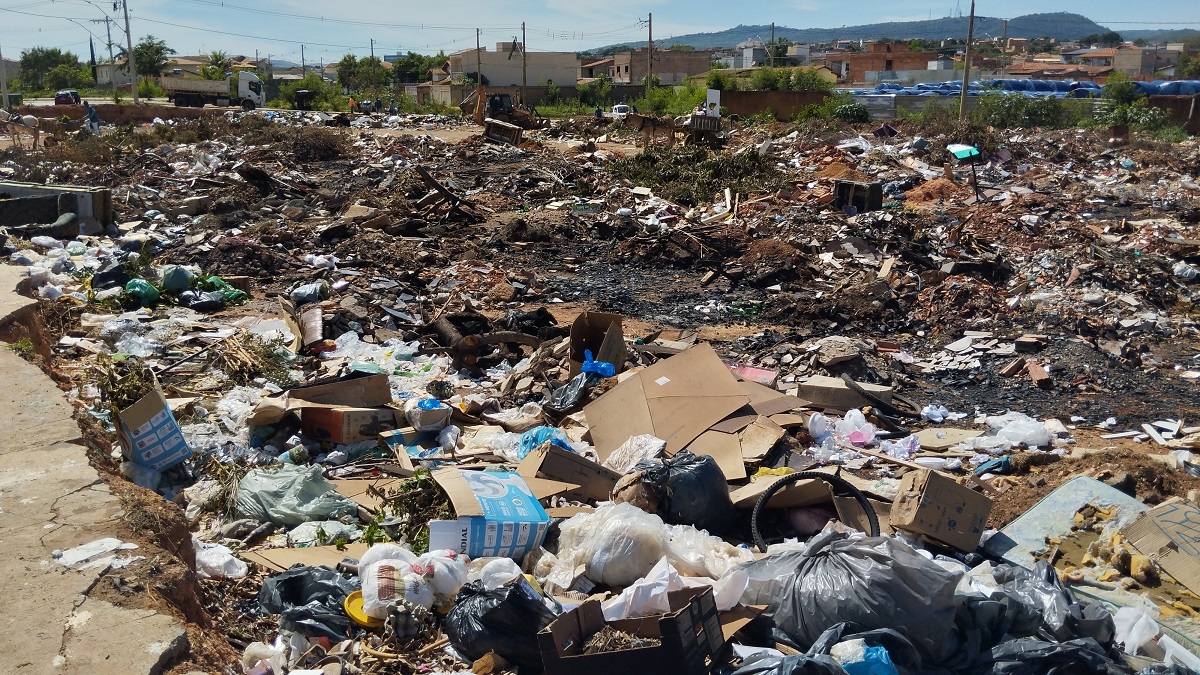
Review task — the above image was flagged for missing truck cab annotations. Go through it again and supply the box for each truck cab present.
[237,71,265,109]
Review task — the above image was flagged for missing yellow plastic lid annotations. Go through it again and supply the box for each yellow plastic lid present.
[343,590,385,629]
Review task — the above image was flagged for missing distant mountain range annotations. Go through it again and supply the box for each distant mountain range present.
[595,13,1192,52]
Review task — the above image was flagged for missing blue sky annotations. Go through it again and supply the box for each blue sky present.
[1,0,1197,66]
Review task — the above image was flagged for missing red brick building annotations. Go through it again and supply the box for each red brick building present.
[825,43,941,81]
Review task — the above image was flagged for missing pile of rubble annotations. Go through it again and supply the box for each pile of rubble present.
[3,108,1200,675]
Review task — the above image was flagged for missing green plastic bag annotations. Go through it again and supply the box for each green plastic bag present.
[125,278,159,306]
[199,276,249,304]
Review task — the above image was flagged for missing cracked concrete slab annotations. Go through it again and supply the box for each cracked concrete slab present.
[0,275,188,674]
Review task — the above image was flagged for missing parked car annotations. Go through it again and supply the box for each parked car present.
[610,104,631,120]
[54,90,81,105]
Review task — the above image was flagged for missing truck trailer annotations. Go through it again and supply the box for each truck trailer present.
[161,71,265,110]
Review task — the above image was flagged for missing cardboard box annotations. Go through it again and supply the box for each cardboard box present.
[518,443,621,503]
[569,312,627,377]
[301,406,403,443]
[428,469,551,559]
[1121,498,1200,595]
[584,344,749,461]
[117,389,192,471]
[796,375,892,411]
[538,586,726,675]
[246,373,393,426]
[891,469,993,551]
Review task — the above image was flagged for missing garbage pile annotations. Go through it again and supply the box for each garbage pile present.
[2,109,1200,674]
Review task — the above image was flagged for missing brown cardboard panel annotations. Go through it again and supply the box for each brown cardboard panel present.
[517,444,621,503]
[915,427,982,451]
[246,373,393,426]
[797,375,892,411]
[1121,498,1200,595]
[584,344,749,460]
[301,406,403,443]
[891,469,993,552]
[739,417,786,462]
[240,542,370,573]
[332,478,402,511]
[569,312,627,377]
[687,430,748,480]
[768,413,809,428]
[731,475,833,509]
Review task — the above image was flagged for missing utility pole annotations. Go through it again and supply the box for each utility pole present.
[93,17,118,103]
[301,44,305,76]
[120,0,138,104]
[958,0,975,120]
[646,12,652,98]
[0,39,9,110]
[1001,19,1008,70]
[770,22,775,68]
[476,29,481,87]
[370,38,375,59]
[521,22,527,105]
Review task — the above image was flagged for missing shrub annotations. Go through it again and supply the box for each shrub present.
[833,102,870,123]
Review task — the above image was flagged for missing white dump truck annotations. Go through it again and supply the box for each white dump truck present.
[161,71,265,109]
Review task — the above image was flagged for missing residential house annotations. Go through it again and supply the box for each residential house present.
[2,56,21,87]
[165,56,208,76]
[1004,59,1111,82]
[446,43,579,86]
[825,43,940,82]
[579,57,613,80]
[786,44,813,66]
[1111,46,1180,77]
[1005,38,1030,53]
[95,59,134,87]
[1061,47,1117,67]
[611,46,711,85]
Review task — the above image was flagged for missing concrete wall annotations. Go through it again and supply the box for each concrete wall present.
[448,48,580,87]
[719,90,830,121]
[612,48,712,85]
[446,84,649,107]
[1148,95,1200,133]
[16,103,225,125]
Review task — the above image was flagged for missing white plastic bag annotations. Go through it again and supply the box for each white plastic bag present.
[358,542,418,571]
[1113,606,1159,656]
[601,557,749,621]
[479,558,524,590]
[361,560,435,618]
[193,536,248,580]
[602,434,666,474]
[415,549,469,599]
[549,502,668,587]
[986,411,1051,448]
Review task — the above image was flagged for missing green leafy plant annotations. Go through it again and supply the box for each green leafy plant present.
[9,338,34,358]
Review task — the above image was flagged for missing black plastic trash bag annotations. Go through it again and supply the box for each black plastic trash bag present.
[808,622,924,675]
[979,637,1128,675]
[739,531,963,665]
[545,372,592,413]
[445,580,557,673]
[730,652,849,675]
[991,562,1115,647]
[258,565,358,640]
[630,451,736,535]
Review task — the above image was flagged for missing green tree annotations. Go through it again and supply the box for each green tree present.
[17,47,82,90]
[1178,52,1200,79]
[750,66,783,91]
[666,44,696,51]
[335,54,358,92]
[545,79,560,104]
[706,68,737,91]
[44,63,90,90]
[908,38,938,51]
[200,50,232,80]
[1080,31,1122,47]
[273,71,346,111]
[1102,71,1139,105]
[576,75,612,105]
[791,68,834,92]
[355,56,391,92]
[118,35,176,79]
[1132,38,1149,47]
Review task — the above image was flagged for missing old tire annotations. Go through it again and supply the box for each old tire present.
[750,471,880,551]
